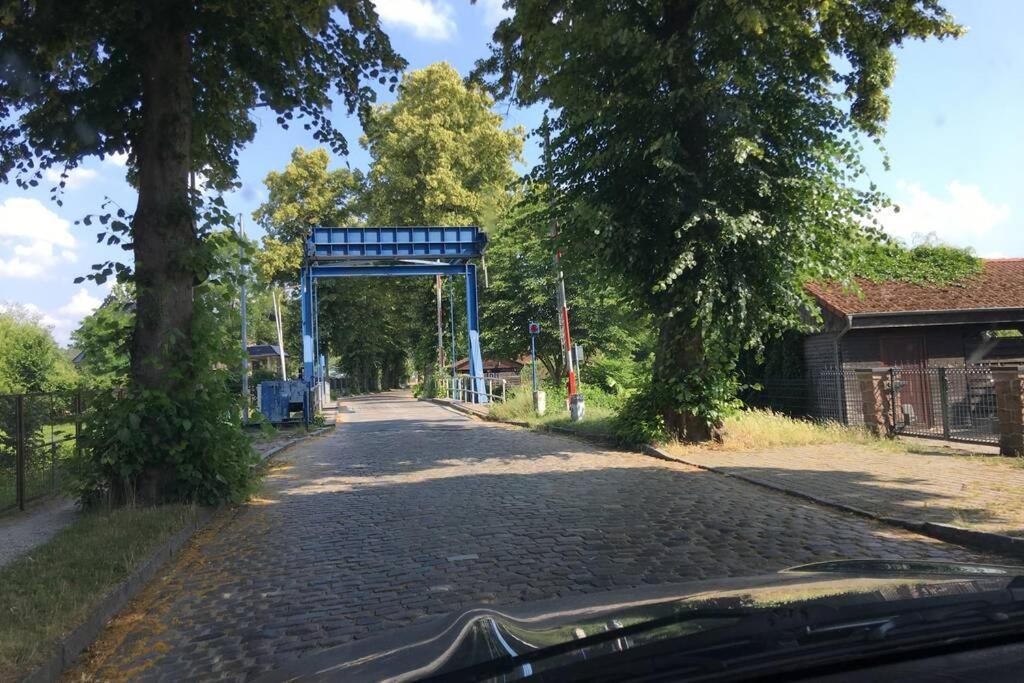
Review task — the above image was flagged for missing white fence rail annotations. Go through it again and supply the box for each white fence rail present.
[444,374,507,403]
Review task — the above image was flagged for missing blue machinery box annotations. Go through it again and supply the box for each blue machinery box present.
[257,380,307,423]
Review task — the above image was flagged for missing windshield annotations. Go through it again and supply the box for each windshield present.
[1,1,1022,682]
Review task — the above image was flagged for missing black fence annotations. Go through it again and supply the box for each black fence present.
[887,366,999,444]
[742,369,864,426]
[0,391,85,513]
[744,366,1005,446]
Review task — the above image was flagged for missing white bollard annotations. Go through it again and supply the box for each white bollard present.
[533,390,546,416]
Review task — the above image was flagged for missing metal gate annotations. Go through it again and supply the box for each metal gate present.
[890,366,999,445]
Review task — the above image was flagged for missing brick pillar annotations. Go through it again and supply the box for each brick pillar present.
[992,367,1024,456]
[856,368,893,437]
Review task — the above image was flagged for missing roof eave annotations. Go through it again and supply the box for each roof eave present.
[848,307,1024,329]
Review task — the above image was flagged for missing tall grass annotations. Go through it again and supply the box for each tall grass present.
[715,409,883,451]
[489,385,620,438]
[491,385,884,453]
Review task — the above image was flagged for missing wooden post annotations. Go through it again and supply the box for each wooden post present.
[856,368,893,437]
[15,394,25,511]
[938,367,951,439]
[993,367,1024,456]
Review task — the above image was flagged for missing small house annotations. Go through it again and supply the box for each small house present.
[248,344,288,377]
[804,259,1024,373]
[801,258,1024,428]
[453,357,524,382]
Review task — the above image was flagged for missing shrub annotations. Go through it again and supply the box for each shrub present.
[610,383,669,445]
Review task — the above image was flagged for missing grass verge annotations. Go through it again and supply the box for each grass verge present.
[490,388,894,453]
[489,388,619,438]
[0,503,198,679]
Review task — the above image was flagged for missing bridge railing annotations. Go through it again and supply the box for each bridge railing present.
[444,375,507,404]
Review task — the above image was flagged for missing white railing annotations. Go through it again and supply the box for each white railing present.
[444,374,507,403]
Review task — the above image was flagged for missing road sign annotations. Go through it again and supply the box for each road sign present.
[528,321,540,335]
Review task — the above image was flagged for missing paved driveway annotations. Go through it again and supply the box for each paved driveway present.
[77,392,1000,681]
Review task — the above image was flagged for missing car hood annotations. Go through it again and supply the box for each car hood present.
[259,559,1023,682]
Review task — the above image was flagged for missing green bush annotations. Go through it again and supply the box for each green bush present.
[72,383,258,507]
[581,352,647,397]
[70,296,259,507]
[610,383,669,445]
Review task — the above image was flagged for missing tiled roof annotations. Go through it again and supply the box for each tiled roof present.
[247,344,288,358]
[805,259,1024,316]
[453,358,525,371]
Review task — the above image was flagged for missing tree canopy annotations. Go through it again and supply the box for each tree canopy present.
[0,305,76,394]
[362,62,523,226]
[1,0,405,502]
[478,0,964,440]
[480,190,652,381]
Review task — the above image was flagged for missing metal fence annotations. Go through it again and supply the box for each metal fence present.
[742,369,864,426]
[888,366,999,444]
[444,374,508,404]
[0,391,85,512]
[744,366,1005,446]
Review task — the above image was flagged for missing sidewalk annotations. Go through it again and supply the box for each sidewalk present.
[0,496,78,568]
[674,442,1024,538]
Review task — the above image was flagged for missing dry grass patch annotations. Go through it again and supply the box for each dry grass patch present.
[661,409,892,457]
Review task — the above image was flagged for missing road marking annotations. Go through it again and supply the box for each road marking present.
[446,553,479,562]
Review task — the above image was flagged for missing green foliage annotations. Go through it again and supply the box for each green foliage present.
[852,239,982,285]
[480,189,654,380]
[255,147,367,244]
[478,0,963,439]
[0,306,77,394]
[363,62,523,226]
[1,0,404,504]
[583,352,649,398]
[0,1,404,191]
[360,62,525,380]
[73,300,259,507]
[70,284,134,388]
[253,64,527,391]
[248,410,278,439]
[70,232,261,506]
[610,384,670,446]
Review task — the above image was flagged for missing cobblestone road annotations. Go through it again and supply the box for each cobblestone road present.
[77,392,1003,681]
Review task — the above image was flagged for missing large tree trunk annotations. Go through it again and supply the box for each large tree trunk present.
[131,1,195,392]
[653,312,722,443]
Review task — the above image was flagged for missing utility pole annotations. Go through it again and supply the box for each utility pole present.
[449,277,457,398]
[436,274,444,392]
[543,114,583,420]
[239,214,249,422]
[272,287,286,380]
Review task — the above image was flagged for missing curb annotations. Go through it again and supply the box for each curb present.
[428,397,1024,561]
[258,425,334,463]
[23,506,217,683]
[23,426,334,683]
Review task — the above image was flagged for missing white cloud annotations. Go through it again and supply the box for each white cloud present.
[478,0,512,26]
[2,286,108,347]
[876,180,1012,251]
[0,301,72,345]
[0,198,78,279]
[59,288,103,318]
[105,151,129,167]
[373,0,456,40]
[43,167,98,189]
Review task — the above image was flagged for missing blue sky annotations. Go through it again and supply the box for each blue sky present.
[1,0,1021,345]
